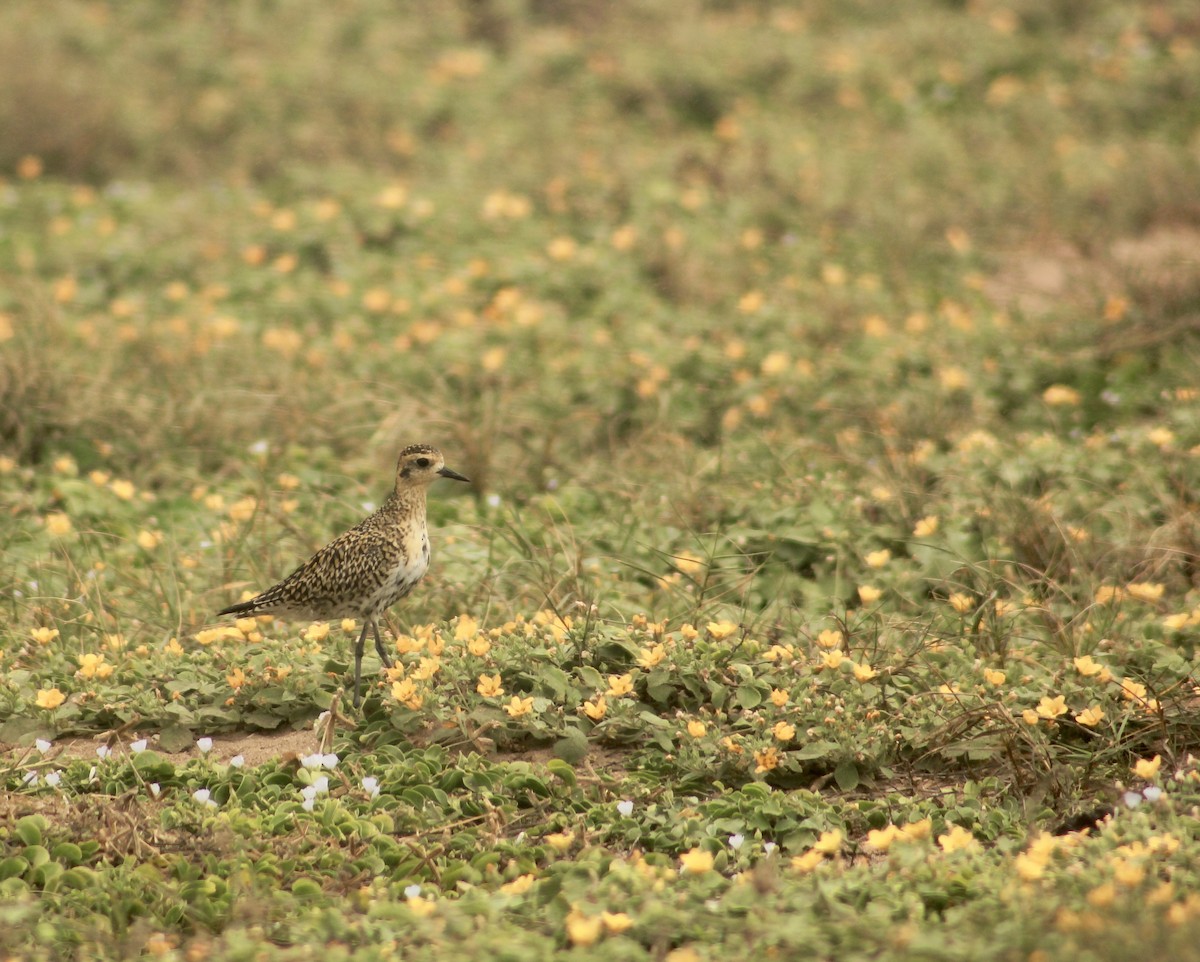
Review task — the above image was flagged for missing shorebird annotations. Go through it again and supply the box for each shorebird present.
[217,444,470,707]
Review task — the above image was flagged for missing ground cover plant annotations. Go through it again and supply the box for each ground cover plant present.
[3,0,1200,958]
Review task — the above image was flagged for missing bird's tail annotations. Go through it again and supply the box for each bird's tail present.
[217,599,260,618]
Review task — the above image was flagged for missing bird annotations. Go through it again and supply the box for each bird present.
[216,443,470,707]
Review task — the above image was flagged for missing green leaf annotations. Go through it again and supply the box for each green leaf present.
[157,724,194,753]
[14,816,45,847]
[833,760,859,792]
[735,685,763,709]
[552,730,588,767]
[791,741,839,761]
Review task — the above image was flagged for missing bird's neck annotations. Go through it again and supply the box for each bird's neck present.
[386,486,427,516]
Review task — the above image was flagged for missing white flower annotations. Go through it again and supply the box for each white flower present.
[404,884,422,899]
[360,501,376,513]
[1142,786,1163,803]
[1123,791,1142,809]
[300,753,325,770]
[362,777,380,798]
[763,842,777,854]
[249,440,269,456]
[728,834,745,850]
[196,737,213,753]
[193,788,217,808]
[22,771,37,786]
[96,745,111,759]
[149,783,161,797]
[230,755,245,768]
[130,739,148,753]
[35,739,52,753]
[321,752,339,769]
[44,772,61,788]
[616,800,634,817]
[486,493,501,508]
[311,776,330,794]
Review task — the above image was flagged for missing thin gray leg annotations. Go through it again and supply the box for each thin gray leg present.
[353,621,370,707]
[372,618,392,668]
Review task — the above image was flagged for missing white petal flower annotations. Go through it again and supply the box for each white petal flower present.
[196,737,213,753]
[130,739,148,753]
[617,800,634,817]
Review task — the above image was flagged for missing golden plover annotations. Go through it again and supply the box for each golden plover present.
[217,443,470,707]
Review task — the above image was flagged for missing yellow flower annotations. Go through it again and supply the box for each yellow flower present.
[679,624,699,641]
[109,479,136,501]
[816,629,843,649]
[36,688,66,710]
[1094,585,1124,604]
[821,650,845,670]
[791,849,826,873]
[1126,582,1164,603]
[136,529,163,551]
[545,830,575,852]
[406,895,436,918]
[852,662,878,682]
[477,673,503,698]
[303,622,330,642]
[600,911,633,934]
[467,635,491,657]
[30,627,60,645]
[565,907,602,947]
[76,652,112,680]
[1021,709,1039,726]
[948,593,974,613]
[706,621,739,641]
[938,825,979,853]
[391,678,424,710]
[673,551,706,575]
[813,829,843,854]
[865,826,899,852]
[857,584,882,604]
[1073,655,1103,677]
[606,673,634,698]
[500,874,535,895]
[1074,705,1104,727]
[679,719,706,739]
[679,848,714,875]
[504,696,534,718]
[913,515,939,538]
[983,668,1006,686]
[1042,384,1081,406]
[582,696,607,721]
[45,512,74,537]
[340,618,357,633]
[1133,755,1162,780]
[1163,612,1193,630]
[638,644,665,668]
[864,549,891,568]
[454,614,479,642]
[1036,695,1068,719]
[753,746,780,773]
[769,688,789,707]
[227,667,247,690]
[164,637,184,656]
[1119,677,1148,702]
[772,721,795,742]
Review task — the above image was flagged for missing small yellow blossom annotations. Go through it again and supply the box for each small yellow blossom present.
[76,652,112,680]
[1094,585,1124,604]
[110,479,136,501]
[1086,883,1116,908]
[45,512,74,537]
[679,848,714,875]
[31,627,60,645]
[1036,695,1068,719]
[983,668,1006,686]
[477,673,503,698]
[1014,853,1045,881]
[1120,677,1148,702]
[852,662,878,682]
[857,584,882,604]
[938,825,979,853]
[706,621,739,641]
[816,629,843,649]
[753,746,780,773]
[391,678,424,710]
[500,874,535,896]
[1126,582,1164,604]
[769,688,789,707]
[948,593,974,614]
[467,635,491,657]
[1112,860,1145,888]
[865,549,891,568]
[913,516,939,538]
[821,650,845,670]
[406,895,436,918]
[772,721,796,742]
[164,637,184,656]
[638,644,665,668]
[545,830,575,852]
[813,829,843,854]
[565,907,602,947]
[454,614,479,642]
[1042,384,1081,406]
[686,720,707,738]
[194,627,243,646]
[1163,612,1193,631]
[582,696,607,720]
[1021,709,1040,725]
[504,695,534,718]
[898,818,932,842]
[791,849,826,873]
[303,622,330,642]
[1074,705,1105,727]
[865,826,899,852]
[136,529,163,551]
[36,688,66,710]
[606,673,634,698]
[1074,655,1103,676]
[227,667,247,689]
[1133,755,1162,780]
[600,911,634,934]
[679,623,699,641]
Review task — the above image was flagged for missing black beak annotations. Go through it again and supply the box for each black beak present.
[438,466,471,483]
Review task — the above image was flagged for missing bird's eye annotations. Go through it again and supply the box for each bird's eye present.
[415,457,431,468]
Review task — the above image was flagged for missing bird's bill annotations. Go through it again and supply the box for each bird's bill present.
[438,466,471,483]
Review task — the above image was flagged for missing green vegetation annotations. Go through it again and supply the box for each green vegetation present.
[3,0,1200,958]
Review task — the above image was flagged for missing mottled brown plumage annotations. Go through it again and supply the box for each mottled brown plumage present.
[217,444,470,706]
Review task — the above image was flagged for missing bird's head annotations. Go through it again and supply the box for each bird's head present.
[394,444,470,490]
